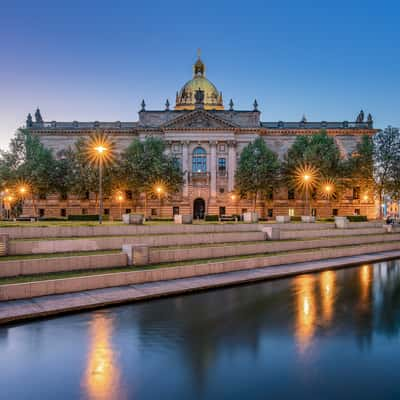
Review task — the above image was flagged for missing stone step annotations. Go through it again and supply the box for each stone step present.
[1,241,400,302]
[0,223,262,240]
[9,231,267,255]
[279,227,385,240]
[149,233,400,264]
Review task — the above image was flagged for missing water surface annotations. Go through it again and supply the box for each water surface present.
[2,260,400,399]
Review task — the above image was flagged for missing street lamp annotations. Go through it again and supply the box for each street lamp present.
[293,164,319,217]
[230,193,238,215]
[86,133,115,225]
[116,193,124,220]
[5,195,14,219]
[155,185,163,217]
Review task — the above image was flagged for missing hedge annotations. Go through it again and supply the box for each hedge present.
[67,214,109,221]
[290,216,302,222]
[347,215,368,222]
[205,214,219,221]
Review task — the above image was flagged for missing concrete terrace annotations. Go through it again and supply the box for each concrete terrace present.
[1,250,399,325]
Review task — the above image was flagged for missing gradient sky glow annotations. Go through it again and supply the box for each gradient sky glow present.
[1,0,399,149]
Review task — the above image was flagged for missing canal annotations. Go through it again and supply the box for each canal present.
[1,259,400,399]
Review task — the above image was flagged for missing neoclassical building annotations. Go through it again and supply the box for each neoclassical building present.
[26,55,378,219]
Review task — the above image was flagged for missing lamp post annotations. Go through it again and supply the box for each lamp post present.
[156,186,163,217]
[5,195,13,219]
[231,193,238,216]
[117,193,124,220]
[303,174,311,216]
[94,145,107,224]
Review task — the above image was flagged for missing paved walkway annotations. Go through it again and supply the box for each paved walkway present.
[1,250,400,325]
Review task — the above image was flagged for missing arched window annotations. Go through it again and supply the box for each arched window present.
[192,147,207,172]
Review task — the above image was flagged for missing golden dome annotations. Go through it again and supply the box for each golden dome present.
[175,56,224,110]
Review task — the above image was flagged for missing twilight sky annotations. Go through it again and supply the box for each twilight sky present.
[1,0,399,150]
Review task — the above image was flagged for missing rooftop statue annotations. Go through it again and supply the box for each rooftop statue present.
[356,110,364,123]
[35,108,43,123]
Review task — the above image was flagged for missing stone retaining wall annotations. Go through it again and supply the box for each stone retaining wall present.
[0,223,261,240]
[280,227,385,240]
[149,234,400,264]
[1,241,399,301]
[0,253,127,278]
[9,231,266,255]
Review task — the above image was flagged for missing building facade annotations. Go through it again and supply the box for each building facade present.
[26,56,378,219]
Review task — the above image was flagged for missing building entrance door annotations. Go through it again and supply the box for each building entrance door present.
[193,198,205,219]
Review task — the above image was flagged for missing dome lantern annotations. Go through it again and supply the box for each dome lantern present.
[175,52,224,111]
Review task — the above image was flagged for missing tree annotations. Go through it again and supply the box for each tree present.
[235,137,280,211]
[374,127,400,217]
[282,130,345,203]
[118,137,183,215]
[0,129,58,216]
[343,135,374,197]
[282,130,342,179]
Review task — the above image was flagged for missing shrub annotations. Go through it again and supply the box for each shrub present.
[147,217,174,222]
[290,216,301,222]
[318,217,335,222]
[205,214,219,221]
[38,217,67,221]
[347,215,368,222]
[67,214,109,221]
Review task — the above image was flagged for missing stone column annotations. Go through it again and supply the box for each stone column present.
[182,141,189,198]
[210,141,217,198]
[228,141,237,192]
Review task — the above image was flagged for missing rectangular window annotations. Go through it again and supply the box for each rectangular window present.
[39,208,45,217]
[332,208,338,216]
[173,206,180,215]
[311,208,317,217]
[60,208,67,217]
[218,158,226,175]
[85,191,90,200]
[82,208,88,215]
[60,193,68,201]
[268,208,273,217]
[353,187,360,200]
[354,208,360,215]
[241,208,247,214]
[104,208,110,215]
[219,206,226,216]
[288,189,295,200]
[219,144,226,152]
[125,208,132,214]
[289,208,295,217]
[125,190,133,200]
[268,187,274,201]
[219,188,225,194]
[39,193,46,200]
[151,208,157,216]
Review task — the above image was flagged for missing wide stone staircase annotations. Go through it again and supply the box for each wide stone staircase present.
[1,221,400,302]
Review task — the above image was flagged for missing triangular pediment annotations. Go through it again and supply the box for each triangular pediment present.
[162,110,238,130]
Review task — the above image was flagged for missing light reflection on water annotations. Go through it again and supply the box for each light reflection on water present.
[83,314,125,400]
[2,259,400,399]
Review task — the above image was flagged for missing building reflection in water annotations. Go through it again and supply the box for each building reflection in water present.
[83,313,125,400]
[294,274,316,352]
[320,270,336,326]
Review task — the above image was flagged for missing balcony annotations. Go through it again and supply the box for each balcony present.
[189,172,210,185]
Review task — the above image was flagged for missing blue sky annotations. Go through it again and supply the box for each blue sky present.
[1,0,399,149]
